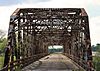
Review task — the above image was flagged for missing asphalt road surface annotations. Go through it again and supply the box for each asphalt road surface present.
[22,53,82,71]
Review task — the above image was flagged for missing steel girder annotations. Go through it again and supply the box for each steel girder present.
[3,8,93,71]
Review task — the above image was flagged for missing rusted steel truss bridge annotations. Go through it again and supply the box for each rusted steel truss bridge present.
[1,8,94,71]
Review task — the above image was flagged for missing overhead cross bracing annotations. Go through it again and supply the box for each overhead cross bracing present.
[1,8,94,71]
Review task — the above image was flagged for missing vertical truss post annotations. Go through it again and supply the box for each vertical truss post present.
[18,17,21,60]
[84,16,93,71]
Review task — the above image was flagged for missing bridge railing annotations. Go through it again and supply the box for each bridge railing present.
[0,53,48,71]
[63,53,95,71]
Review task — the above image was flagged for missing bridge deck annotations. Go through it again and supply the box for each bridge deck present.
[22,53,83,71]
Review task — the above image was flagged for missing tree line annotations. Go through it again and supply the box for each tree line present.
[0,30,7,54]
[91,43,100,52]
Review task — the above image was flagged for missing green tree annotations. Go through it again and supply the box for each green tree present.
[0,30,7,53]
[0,38,7,53]
[0,30,7,69]
[92,44,100,52]
[93,43,100,71]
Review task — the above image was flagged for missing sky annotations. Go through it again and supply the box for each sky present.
[0,0,100,45]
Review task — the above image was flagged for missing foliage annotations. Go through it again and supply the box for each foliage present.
[92,44,100,52]
[93,56,100,71]
[0,30,5,41]
[92,43,100,71]
[0,38,7,53]
[0,30,7,53]
[0,56,4,69]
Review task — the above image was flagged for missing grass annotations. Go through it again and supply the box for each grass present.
[93,56,100,71]
[0,56,4,69]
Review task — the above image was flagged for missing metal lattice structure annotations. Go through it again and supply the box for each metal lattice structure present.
[2,8,93,71]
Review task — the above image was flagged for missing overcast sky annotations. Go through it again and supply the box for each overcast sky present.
[0,0,100,45]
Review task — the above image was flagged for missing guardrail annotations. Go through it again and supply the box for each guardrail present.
[0,53,48,71]
[63,53,95,71]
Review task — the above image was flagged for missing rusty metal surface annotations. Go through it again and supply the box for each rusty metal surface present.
[3,8,94,71]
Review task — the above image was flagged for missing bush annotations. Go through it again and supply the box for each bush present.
[0,38,7,53]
